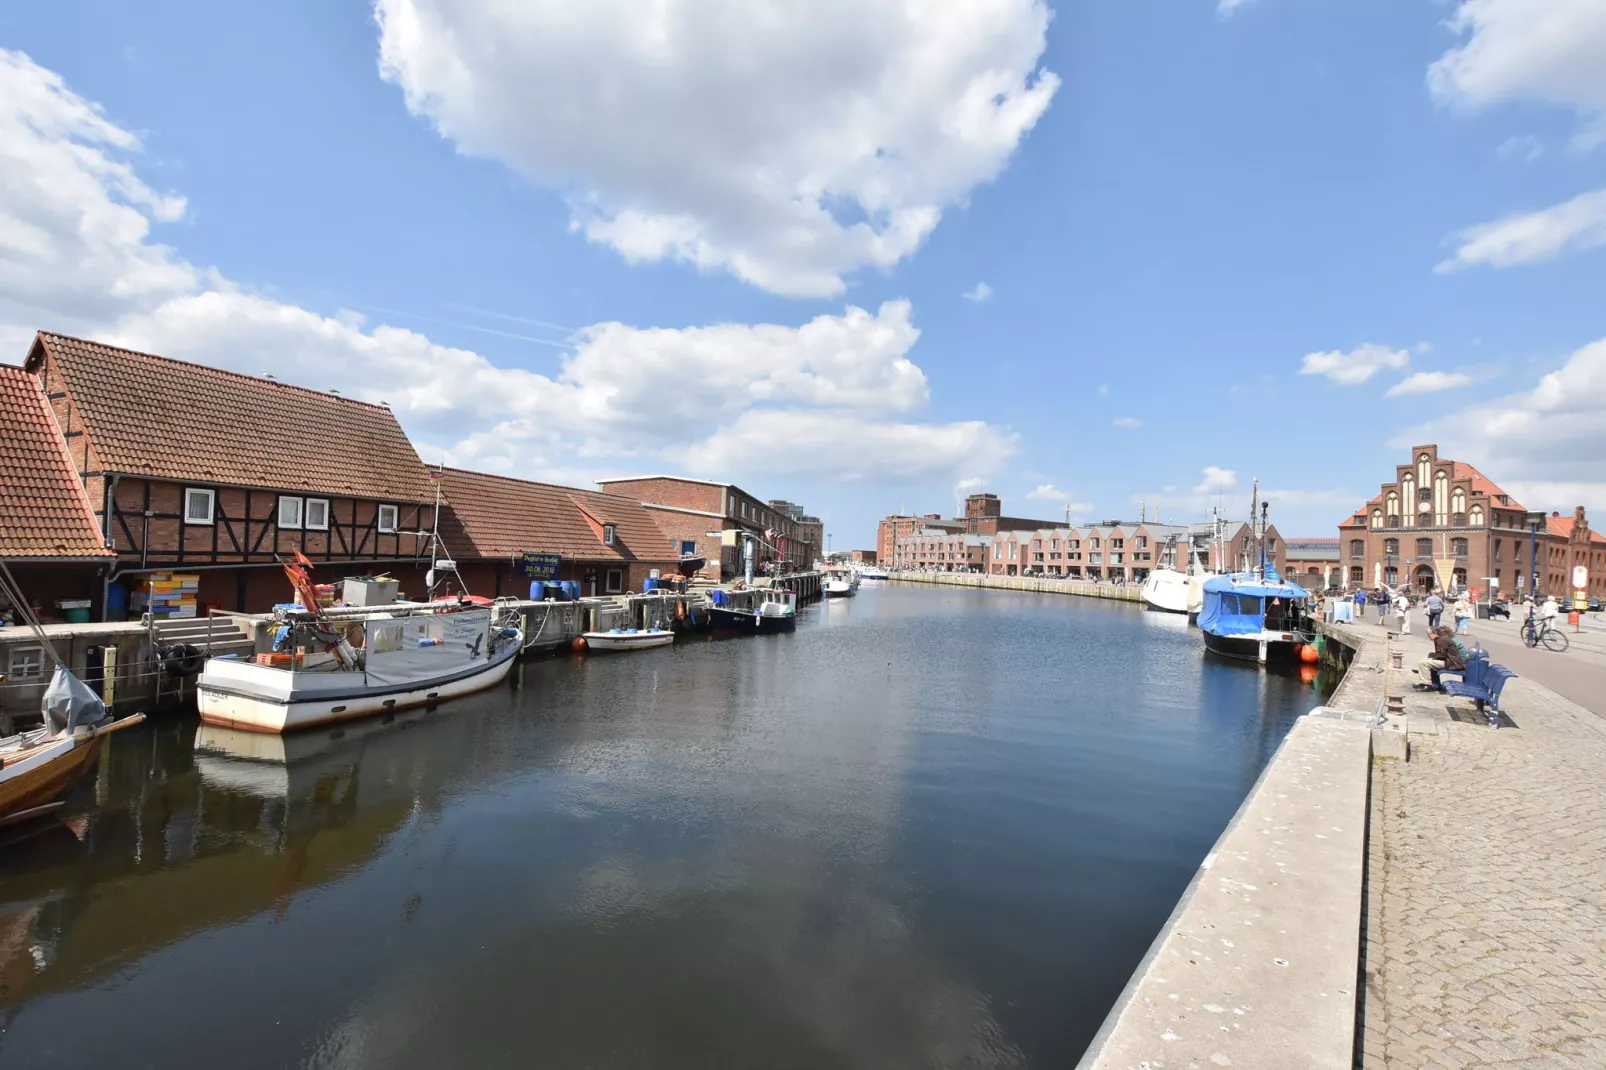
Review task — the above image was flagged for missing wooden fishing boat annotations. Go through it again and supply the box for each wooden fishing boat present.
[0,714,145,828]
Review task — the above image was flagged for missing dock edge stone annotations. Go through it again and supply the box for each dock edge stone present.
[1076,711,1372,1070]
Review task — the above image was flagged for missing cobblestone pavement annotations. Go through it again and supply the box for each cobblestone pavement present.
[1358,626,1606,1068]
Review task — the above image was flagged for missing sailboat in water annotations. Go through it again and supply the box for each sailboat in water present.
[0,561,145,828]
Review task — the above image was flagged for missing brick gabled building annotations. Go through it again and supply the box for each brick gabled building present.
[436,468,680,597]
[1337,444,1606,599]
[0,364,114,622]
[21,332,437,615]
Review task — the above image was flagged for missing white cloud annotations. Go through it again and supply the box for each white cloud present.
[1435,187,1606,272]
[1385,370,1475,398]
[1408,335,1606,518]
[2,48,1010,493]
[1194,466,1238,494]
[373,0,1059,297]
[1096,382,1109,396]
[962,281,992,303]
[1428,0,1606,150]
[692,409,1015,484]
[1299,343,1411,386]
[1111,416,1142,429]
[1495,134,1543,162]
[1216,0,1254,16]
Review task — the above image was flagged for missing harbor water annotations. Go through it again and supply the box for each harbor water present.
[0,585,1331,1068]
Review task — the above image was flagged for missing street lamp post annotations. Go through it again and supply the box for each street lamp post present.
[1525,510,1546,600]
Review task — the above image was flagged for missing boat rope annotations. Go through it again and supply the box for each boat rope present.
[0,558,65,669]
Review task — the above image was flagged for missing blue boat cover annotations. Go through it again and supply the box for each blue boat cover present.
[1199,572,1309,636]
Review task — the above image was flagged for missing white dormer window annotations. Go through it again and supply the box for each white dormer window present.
[603,523,617,546]
[377,504,399,533]
[184,488,215,525]
[278,496,303,529]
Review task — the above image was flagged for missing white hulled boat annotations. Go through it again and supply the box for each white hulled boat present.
[581,627,674,652]
[198,602,523,734]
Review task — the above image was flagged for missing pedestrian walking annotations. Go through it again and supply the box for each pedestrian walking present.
[1453,594,1472,635]
[1353,587,1366,618]
[1394,590,1412,634]
[1375,587,1391,627]
[1424,589,1445,630]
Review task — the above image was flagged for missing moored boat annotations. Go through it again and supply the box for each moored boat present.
[1,670,145,828]
[709,590,797,634]
[1196,481,1311,664]
[581,627,674,652]
[1140,568,1191,613]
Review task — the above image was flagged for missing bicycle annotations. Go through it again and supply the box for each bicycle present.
[1520,614,1570,652]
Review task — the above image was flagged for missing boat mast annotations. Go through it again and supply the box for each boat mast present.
[1249,478,1261,578]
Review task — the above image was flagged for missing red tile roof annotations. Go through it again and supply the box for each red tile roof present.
[438,468,679,563]
[27,332,433,502]
[1545,513,1606,544]
[0,365,112,559]
[1451,462,1520,510]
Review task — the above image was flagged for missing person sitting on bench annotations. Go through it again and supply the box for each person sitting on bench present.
[1416,626,1465,692]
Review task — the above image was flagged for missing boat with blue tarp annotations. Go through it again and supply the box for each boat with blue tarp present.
[1197,481,1312,664]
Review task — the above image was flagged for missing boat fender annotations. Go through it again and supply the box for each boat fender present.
[161,643,205,678]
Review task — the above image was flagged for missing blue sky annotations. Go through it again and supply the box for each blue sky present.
[2,0,1603,548]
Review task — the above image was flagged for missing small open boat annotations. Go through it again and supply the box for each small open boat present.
[1,669,145,828]
[581,627,674,652]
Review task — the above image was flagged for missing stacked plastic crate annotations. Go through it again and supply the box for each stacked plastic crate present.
[148,572,200,618]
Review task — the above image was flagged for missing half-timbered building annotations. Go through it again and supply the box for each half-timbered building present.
[21,333,437,615]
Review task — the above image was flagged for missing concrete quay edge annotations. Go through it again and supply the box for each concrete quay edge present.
[1077,629,1381,1070]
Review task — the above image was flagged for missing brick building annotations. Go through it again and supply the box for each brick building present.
[18,333,437,616]
[877,493,1059,564]
[1336,444,1606,599]
[437,468,681,598]
[0,364,114,623]
[894,518,1286,581]
[1283,538,1342,592]
[595,476,820,580]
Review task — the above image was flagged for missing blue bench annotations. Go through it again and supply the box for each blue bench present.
[1445,663,1517,728]
[1438,649,1489,687]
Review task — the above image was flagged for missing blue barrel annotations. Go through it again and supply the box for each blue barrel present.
[563,580,581,601]
[529,580,547,601]
[643,578,659,593]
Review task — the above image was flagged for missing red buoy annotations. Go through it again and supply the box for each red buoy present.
[571,636,588,652]
[1299,643,1320,664]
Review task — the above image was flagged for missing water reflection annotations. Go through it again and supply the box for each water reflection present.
[0,586,1326,1069]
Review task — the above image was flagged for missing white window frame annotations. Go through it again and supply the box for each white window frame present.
[603,523,617,546]
[377,504,399,534]
[8,645,45,680]
[605,568,624,594]
[277,495,304,529]
[304,498,330,531]
[184,487,215,525]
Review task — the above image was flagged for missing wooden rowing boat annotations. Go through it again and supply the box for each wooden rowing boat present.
[0,714,146,828]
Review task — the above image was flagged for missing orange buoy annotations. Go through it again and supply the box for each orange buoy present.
[1299,642,1320,664]
[571,636,588,652]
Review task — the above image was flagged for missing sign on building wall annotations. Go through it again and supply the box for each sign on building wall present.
[520,552,561,579]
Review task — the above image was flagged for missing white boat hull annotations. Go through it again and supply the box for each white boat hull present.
[1141,570,1192,614]
[582,630,674,652]
[196,642,520,735]
[823,581,854,597]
